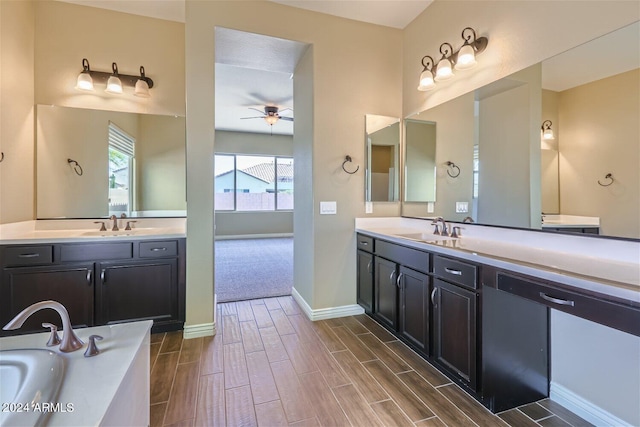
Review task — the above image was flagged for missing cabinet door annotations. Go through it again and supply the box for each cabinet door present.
[357,250,374,313]
[0,264,94,334]
[96,260,178,327]
[398,266,429,353]
[433,278,477,389]
[374,257,398,330]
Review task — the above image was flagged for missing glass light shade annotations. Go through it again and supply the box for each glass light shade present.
[264,116,279,125]
[435,58,454,81]
[455,44,477,70]
[134,79,150,98]
[105,75,123,94]
[75,72,94,91]
[418,70,436,91]
[543,129,555,140]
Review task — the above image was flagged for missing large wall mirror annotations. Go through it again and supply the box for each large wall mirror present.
[37,105,186,219]
[404,119,437,202]
[402,21,639,239]
[365,115,400,202]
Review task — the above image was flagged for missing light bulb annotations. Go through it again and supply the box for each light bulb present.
[435,58,454,81]
[75,72,94,91]
[418,69,435,91]
[543,129,555,140]
[455,44,477,70]
[134,79,150,98]
[105,75,123,94]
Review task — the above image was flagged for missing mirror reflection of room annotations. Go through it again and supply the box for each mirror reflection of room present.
[365,115,400,202]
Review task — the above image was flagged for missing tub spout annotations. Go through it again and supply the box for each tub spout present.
[3,300,84,352]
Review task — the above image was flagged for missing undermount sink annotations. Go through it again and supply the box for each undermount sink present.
[81,228,156,237]
[0,349,65,427]
[394,232,456,242]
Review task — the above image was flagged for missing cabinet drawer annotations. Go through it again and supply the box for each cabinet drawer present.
[60,242,132,262]
[434,255,477,290]
[3,246,53,267]
[139,241,178,258]
[497,273,640,337]
[376,239,430,274]
[356,234,374,252]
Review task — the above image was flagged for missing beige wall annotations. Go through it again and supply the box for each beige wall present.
[558,69,639,238]
[0,0,35,224]
[186,0,403,318]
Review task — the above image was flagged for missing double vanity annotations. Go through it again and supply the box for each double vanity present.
[0,219,186,337]
[356,217,640,417]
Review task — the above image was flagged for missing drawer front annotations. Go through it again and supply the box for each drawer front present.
[60,242,133,262]
[356,234,374,252]
[376,239,430,274]
[434,255,477,290]
[3,246,53,267]
[497,273,640,337]
[139,241,178,258]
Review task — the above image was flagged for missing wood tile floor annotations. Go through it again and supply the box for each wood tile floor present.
[150,296,593,427]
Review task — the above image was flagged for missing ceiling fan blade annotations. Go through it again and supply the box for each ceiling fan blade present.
[248,107,266,114]
[240,116,266,120]
[278,117,294,122]
[278,108,293,113]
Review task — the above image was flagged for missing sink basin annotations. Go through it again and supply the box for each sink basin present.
[0,349,65,427]
[394,232,456,242]
[81,228,157,237]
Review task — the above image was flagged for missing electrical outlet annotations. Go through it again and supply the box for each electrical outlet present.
[320,201,337,215]
[455,202,469,213]
[365,202,373,214]
[427,202,435,213]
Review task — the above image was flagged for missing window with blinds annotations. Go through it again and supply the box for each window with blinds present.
[108,123,135,215]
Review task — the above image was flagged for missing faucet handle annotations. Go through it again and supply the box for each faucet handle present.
[93,221,107,232]
[84,335,103,357]
[431,223,441,235]
[42,323,61,347]
[451,226,465,238]
[125,220,137,231]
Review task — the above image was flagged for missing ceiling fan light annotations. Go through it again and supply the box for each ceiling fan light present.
[264,115,279,125]
[435,58,454,81]
[455,44,477,70]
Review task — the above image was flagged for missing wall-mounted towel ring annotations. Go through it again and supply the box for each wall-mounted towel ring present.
[445,161,460,178]
[597,173,614,187]
[342,155,359,174]
[68,158,84,176]
[0,152,4,163]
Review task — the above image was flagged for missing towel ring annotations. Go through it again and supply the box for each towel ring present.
[342,155,359,174]
[68,158,84,176]
[445,161,460,178]
[597,173,614,187]
[0,152,4,163]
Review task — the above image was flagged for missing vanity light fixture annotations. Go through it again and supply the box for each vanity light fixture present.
[417,56,436,91]
[435,43,455,82]
[417,27,489,91]
[75,58,154,97]
[541,120,555,140]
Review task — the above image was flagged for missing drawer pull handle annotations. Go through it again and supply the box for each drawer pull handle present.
[396,273,403,289]
[444,267,462,276]
[539,292,575,307]
[360,241,369,246]
[431,288,437,306]
[150,247,167,252]
[18,253,40,258]
[367,260,372,274]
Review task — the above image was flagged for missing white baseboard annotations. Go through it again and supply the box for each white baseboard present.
[215,233,293,240]
[183,322,216,339]
[291,287,364,321]
[550,382,632,427]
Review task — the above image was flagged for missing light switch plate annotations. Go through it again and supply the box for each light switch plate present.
[427,202,435,213]
[365,202,373,214]
[320,201,337,215]
[456,201,469,213]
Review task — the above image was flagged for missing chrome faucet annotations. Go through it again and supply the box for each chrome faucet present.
[463,216,475,223]
[109,214,119,231]
[3,300,84,352]
[431,217,449,236]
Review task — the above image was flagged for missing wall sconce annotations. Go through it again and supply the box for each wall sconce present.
[417,27,488,92]
[541,120,555,140]
[75,58,154,97]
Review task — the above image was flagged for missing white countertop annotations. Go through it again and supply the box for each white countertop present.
[541,214,600,228]
[356,217,640,304]
[0,219,186,244]
[0,320,152,426]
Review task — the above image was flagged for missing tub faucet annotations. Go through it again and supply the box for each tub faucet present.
[3,300,84,352]
[110,214,119,231]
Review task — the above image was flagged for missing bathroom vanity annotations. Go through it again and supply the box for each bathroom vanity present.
[0,221,186,335]
[356,217,640,415]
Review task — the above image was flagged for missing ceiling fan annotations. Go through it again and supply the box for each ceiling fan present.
[241,106,294,127]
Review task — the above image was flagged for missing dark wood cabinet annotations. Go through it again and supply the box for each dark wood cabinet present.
[356,250,374,314]
[398,266,429,353]
[0,238,185,335]
[0,263,94,333]
[374,256,398,330]
[432,278,477,390]
[96,259,179,329]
